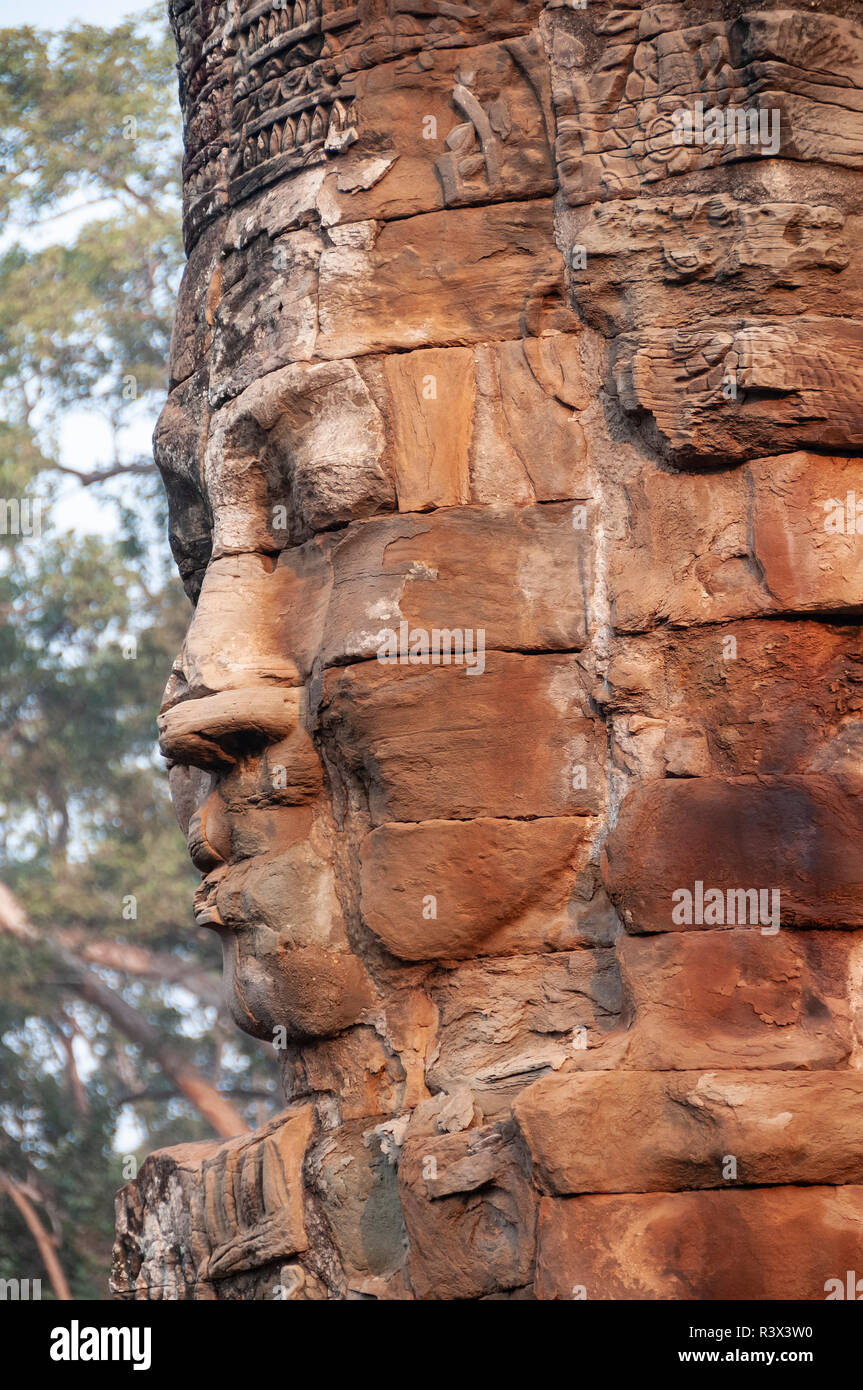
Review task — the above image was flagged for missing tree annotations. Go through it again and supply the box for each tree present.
[0,10,279,1300]
[0,9,179,497]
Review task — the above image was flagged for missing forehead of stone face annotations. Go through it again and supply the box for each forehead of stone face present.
[160,0,572,597]
[170,0,549,242]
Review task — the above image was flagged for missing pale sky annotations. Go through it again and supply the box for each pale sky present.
[0,0,148,26]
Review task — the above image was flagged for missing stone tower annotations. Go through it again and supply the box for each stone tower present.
[113,0,863,1299]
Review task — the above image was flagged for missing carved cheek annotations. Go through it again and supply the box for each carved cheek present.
[217,927,374,1042]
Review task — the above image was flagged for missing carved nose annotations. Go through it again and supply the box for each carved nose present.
[158,686,302,770]
[187,791,232,872]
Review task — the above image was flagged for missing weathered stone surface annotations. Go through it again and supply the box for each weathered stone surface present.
[515,1071,863,1195]
[223,33,555,238]
[604,775,863,933]
[426,951,624,1101]
[470,334,590,504]
[750,453,863,613]
[207,358,393,548]
[605,620,863,782]
[226,0,547,220]
[220,929,376,1043]
[323,502,593,664]
[168,333,591,557]
[316,201,576,361]
[307,1122,409,1288]
[112,1107,315,1299]
[550,9,863,207]
[169,216,223,387]
[210,201,575,403]
[618,930,858,1071]
[569,196,858,336]
[214,842,345,951]
[169,0,231,250]
[211,225,322,403]
[283,1017,431,1125]
[170,502,596,701]
[399,1121,537,1300]
[612,318,863,463]
[376,334,591,511]
[159,687,301,769]
[535,1186,863,1301]
[382,348,474,512]
[608,454,863,632]
[153,368,211,600]
[167,553,309,694]
[323,653,603,824]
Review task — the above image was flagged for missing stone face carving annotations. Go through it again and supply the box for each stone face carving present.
[112,1107,323,1299]
[611,319,863,462]
[550,8,863,206]
[114,0,863,1299]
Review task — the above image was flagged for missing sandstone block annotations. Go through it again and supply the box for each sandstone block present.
[427,950,624,1099]
[316,201,575,360]
[609,454,863,632]
[515,1070,863,1195]
[534,1186,863,1300]
[382,347,474,511]
[283,1020,428,1125]
[604,775,863,933]
[112,1107,315,1298]
[153,369,212,600]
[605,621,863,782]
[212,227,322,404]
[611,318,863,464]
[399,1121,537,1300]
[359,816,601,960]
[568,196,857,336]
[618,930,857,1070]
[323,502,593,665]
[220,928,375,1043]
[307,1122,409,1285]
[323,652,603,824]
[222,26,553,243]
[470,334,590,505]
[169,553,308,695]
[551,9,863,206]
[208,358,393,548]
[750,452,863,613]
[226,1,548,227]
[169,215,223,386]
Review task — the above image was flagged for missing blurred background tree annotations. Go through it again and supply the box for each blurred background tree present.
[0,7,279,1299]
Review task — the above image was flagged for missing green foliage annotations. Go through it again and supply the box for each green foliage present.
[0,6,182,504]
[0,11,278,1299]
[0,10,178,218]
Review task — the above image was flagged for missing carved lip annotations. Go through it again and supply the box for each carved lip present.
[194,867,228,929]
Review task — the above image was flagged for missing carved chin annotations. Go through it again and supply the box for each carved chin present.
[216,926,374,1043]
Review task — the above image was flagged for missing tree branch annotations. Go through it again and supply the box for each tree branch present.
[117,1086,276,1106]
[51,460,156,488]
[0,883,250,1140]
[56,931,224,1012]
[55,930,278,1064]
[53,1016,89,1118]
[0,1170,72,1302]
